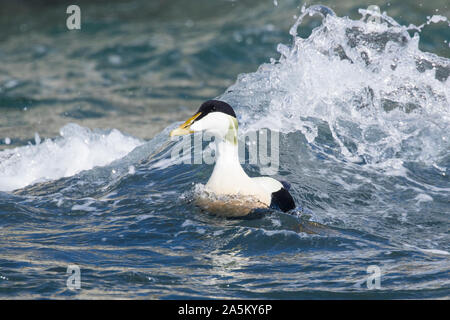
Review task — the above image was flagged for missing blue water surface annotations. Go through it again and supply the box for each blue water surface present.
[0,0,449,299]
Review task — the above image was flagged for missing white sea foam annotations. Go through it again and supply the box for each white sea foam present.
[419,248,450,255]
[427,15,448,24]
[72,199,97,212]
[220,5,450,172]
[181,219,196,228]
[403,242,450,256]
[0,123,142,191]
[414,193,433,203]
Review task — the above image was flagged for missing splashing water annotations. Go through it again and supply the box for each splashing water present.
[221,5,450,168]
[0,123,142,191]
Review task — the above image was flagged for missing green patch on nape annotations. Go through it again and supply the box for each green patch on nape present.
[225,117,238,145]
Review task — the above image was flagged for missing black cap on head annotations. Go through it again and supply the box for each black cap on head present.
[195,100,236,121]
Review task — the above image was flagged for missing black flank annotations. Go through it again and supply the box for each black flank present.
[271,188,296,212]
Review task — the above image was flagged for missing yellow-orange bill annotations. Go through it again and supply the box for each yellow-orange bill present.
[169,112,201,137]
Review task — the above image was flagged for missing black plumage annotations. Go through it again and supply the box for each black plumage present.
[270,187,296,212]
[194,100,237,122]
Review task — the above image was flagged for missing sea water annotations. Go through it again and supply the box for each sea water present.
[0,1,449,298]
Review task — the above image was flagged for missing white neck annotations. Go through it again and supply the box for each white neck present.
[216,138,240,166]
[206,135,251,194]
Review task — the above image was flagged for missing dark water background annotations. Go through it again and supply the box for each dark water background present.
[0,0,449,298]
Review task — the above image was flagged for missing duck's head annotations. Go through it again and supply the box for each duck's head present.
[170,100,238,144]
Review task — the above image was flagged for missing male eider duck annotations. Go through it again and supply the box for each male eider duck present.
[170,100,296,217]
